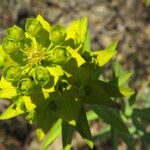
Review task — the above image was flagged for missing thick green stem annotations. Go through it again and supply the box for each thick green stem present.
[111,126,118,150]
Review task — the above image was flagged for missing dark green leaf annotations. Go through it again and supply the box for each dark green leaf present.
[75,106,93,148]
[93,105,129,133]
[62,121,74,150]
[41,119,62,150]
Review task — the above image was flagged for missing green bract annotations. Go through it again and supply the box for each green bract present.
[6,25,25,41]
[47,47,69,64]
[17,77,33,95]
[49,24,66,45]
[25,18,43,37]
[2,38,20,53]
[0,15,134,150]
[34,66,50,86]
[2,65,21,82]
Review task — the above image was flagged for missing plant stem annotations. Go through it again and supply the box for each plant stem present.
[111,126,118,150]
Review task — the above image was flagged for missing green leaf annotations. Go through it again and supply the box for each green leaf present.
[62,121,74,150]
[118,132,135,150]
[0,97,25,120]
[86,110,99,121]
[36,15,51,32]
[66,17,87,46]
[0,77,17,99]
[97,80,123,97]
[0,45,14,67]
[105,40,118,51]
[93,105,129,133]
[41,119,62,150]
[91,50,116,67]
[75,106,93,148]
[55,90,82,126]
[67,46,85,67]
[119,86,135,97]
[79,80,117,106]
[35,99,57,141]
[112,61,133,86]
[93,126,110,141]
[83,30,91,52]
[133,108,150,122]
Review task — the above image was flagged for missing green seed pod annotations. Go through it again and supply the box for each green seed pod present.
[34,66,50,86]
[17,78,33,95]
[48,47,68,64]
[6,25,25,41]
[25,18,43,37]
[2,65,21,82]
[49,24,66,45]
[2,38,20,54]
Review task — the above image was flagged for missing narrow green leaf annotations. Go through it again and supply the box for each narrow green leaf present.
[112,61,133,85]
[118,132,135,150]
[97,80,123,97]
[0,97,25,120]
[133,108,150,122]
[41,119,62,150]
[105,40,118,51]
[86,110,99,121]
[36,15,51,32]
[67,46,85,67]
[93,105,129,133]
[83,30,91,52]
[66,17,87,45]
[75,106,93,149]
[93,126,110,141]
[91,50,116,67]
[119,86,135,96]
[35,100,57,141]
[62,121,74,150]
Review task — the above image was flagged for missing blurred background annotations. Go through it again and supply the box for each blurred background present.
[0,0,150,149]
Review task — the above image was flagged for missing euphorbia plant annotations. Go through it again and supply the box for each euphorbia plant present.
[0,15,134,150]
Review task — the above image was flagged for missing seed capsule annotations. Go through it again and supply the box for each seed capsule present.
[6,25,25,41]
[49,24,66,45]
[2,65,21,82]
[17,78,33,95]
[2,38,20,54]
[25,18,43,37]
[48,47,68,64]
[34,66,50,86]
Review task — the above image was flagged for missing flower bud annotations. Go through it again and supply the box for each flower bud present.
[6,25,25,41]
[48,47,68,64]
[25,18,43,37]
[2,38,20,54]
[2,65,21,82]
[34,66,50,86]
[49,24,66,45]
[17,78,33,95]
